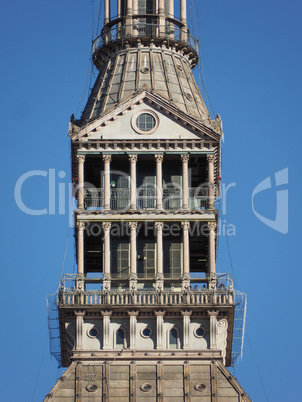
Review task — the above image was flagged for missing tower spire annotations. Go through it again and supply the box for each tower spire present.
[45,2,250,400]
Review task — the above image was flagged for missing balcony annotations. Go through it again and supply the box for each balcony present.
[93,21,199,57]
[59,289,233,307]
[83,187,209,211]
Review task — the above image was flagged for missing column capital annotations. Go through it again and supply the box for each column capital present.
[128,221,138,230]
[76,221,86,230]
[208,222,217,231]
[155,154,164,163]
[77,155,85,163]
[154,310,166,317]
[155,222,164,230]
[181,154,190,162]
[128,310,139,317]
[207,309,219,317]
[101,310,112,317]
[207,154,215,163]
[181,221,190,230]
[128,154,138,163]
[181,309,192,317]
[102,222,112,230]
[102,154,112,163]
[74,310,86,317]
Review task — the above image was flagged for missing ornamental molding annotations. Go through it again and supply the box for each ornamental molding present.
[70,91,222,143]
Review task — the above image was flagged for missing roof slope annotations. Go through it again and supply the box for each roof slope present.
[82,47,209,123]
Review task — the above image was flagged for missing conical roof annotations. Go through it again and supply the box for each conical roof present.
[82,46,209,123]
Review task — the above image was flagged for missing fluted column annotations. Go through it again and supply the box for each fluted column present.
[181,310,192,350]
[77,155,85,209]
[128,310,139,349]
[208,222,216,275]
[133,0,138,37]
[155,310,166,349]
[77,222,85,278]
[181,154,189,210]
[101,310,112,350]
[129,155,137,210]
[208,309,219,350]
[129,222,138,290]
[155,154,163,210]
[102,222,111,289]
[207,154,215,209]
[181,221,190,276]
[155,222,164,289]
[103,155,111,210]
[75,310,86,350]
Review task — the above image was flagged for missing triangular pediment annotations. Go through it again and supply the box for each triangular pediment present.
[69,91,222,143]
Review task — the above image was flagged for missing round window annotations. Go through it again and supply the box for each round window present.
[141,327,152,338]
[140,383,152,392]
[194,383,207,392]
[194,326,206,338]
[136,113,156,132]
[87,327,99,338]
[86,383,98,392]
[132,110,159,134]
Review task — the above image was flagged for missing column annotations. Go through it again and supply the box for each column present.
[207,154,215,209]
[155,154,163,210]
[180,0,188,42]
[102,222,111,289]
[129,155,137,210]
[105,0,110,24]
[208,309,219,350]
[77,222,85,279]
[181,222,190,286]
[129,222,138,290]
[181,310,192,350]
[181,154,189,210]
[155,310,166,349]
[77,155,85,209]
[103,154,111,210]
[155,222,164,289]
[126,0,133,36]
[208,222,216,275]
[101,310,112,350]
[169,0,174,17]
[128,310,139,350]
[75,310,86,350]
[158,0,165,37]
[133,0,138,37]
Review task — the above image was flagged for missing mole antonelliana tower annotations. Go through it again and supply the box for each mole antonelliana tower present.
[45,1,250,400]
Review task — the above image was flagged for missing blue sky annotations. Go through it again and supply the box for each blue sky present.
[1,0,301,401]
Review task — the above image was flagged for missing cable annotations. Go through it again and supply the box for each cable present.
[56,227,71,292]
[31,336,48,402]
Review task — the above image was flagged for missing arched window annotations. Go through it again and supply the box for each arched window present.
[115,328,126,350]
[169,327,180,349]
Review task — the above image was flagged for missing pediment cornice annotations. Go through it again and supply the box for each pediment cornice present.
[69,91,222,143]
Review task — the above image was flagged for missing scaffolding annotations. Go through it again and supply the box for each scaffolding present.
[231,290,247,364]
[47,287,247,367]
[47,293,61,365]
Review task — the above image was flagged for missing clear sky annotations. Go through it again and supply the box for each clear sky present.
[1,0,301,401]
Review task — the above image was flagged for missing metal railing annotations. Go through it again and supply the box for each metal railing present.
[189,187,208,210]
[93,22,199,55]
[84,188,104,209]
[83,186,210,211]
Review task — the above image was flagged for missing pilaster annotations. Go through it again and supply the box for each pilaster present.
[101,310,112,350]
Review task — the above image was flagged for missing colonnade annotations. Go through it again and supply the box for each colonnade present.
[76,220,217,288]
[76,153,216,211]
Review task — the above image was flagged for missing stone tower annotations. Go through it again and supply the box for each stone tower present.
[45,1,250,400]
